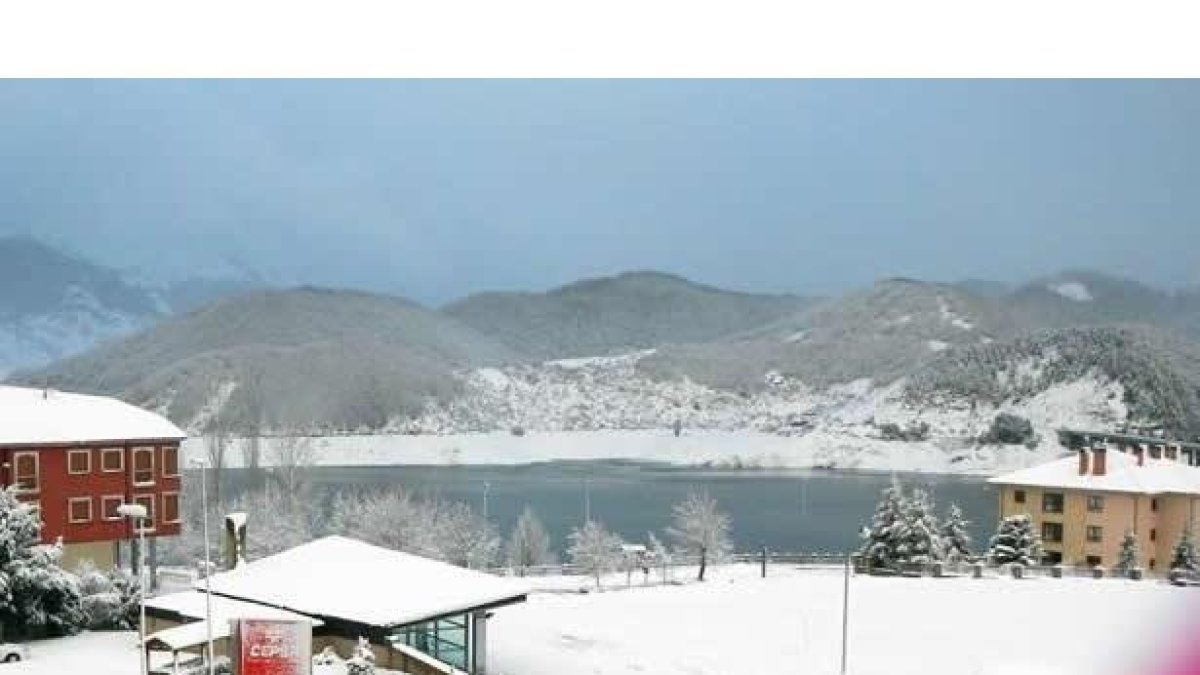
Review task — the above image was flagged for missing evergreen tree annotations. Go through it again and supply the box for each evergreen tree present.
[0,487,84,638]
[940,503,973,562]
[859,481,907,570]
[1115,531,1140,573]
[896,488,943,564]
[988,514,1042,566]
[1170,527,1199,573]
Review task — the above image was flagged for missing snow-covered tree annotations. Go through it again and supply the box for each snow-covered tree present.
[896,488,943,564]
[228,486,320,561]
[328,488,434,557]
[666,490,733,581]
[1170,527,1199,573]
[1115,531,1140,574]
[860,481,907,570]
[988,514,1042,566]
[647,531,671,584]
[75,561,140,630]
[567,520,624,588]
[346,636,376,675]
[505,507,556,574]
[0,487,85,638]
[940,503,972,562]
[427,500,500,569]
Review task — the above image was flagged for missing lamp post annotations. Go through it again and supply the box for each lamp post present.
[191,457,215,675]
[118,503,149,675]
[482,481,491,521]
[583,478,591,524]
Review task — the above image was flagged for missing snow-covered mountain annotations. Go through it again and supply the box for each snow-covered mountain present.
[0,237,166,376]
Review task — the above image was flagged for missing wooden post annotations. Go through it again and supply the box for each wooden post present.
[760,545,767,578]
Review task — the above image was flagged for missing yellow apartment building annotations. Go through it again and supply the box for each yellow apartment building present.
[989,445,1200,570]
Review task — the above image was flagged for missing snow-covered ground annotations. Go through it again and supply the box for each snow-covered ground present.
[489,564,1199,675]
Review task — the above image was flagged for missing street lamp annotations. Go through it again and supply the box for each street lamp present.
[482,481,491,521]
[191,457,215,675]
[118,503,149,675]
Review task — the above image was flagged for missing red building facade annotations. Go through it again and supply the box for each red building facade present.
[0,386,187,570]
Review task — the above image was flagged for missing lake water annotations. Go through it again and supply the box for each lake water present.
[231,461,997,555]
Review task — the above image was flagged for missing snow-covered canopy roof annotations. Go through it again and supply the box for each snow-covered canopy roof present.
[200,536,529,628]
[0,385,185,446]
[144,591,322,651]
[988,451,1200,495]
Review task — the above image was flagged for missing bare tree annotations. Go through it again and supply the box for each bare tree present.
[567,520,624,588]
[238,369,267,487]
[271,435,318,496]
[203,424,230,507]
[505,507,556,575]
[666,490,732,581]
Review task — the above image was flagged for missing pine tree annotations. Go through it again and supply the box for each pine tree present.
[896,488,943,564]
[1170,528,1199,573]
[567,520,624,589]
[666,490,733,581]
[0,487,84,638]
[506,507,556,575]
[940,503,973,562]
[859,481,907,570]
[988,514,1042,566]
[1115,531,1140,573]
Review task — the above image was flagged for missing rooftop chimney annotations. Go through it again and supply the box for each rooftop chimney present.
[1135,445,1145,467]
[1166,445,1179,461]
[1077,449,1090,476]
[1093,447,1107,476]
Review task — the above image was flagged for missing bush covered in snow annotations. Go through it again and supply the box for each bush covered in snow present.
[978,413,1035,445]
[0,487,85,639]
[878,421,931,442]
[1170,528,1198,574]
[75,561,140,630]
[988,514,1042,566]
[1115,531,1140,575]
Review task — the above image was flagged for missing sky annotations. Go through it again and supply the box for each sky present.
[1,80,1198,304]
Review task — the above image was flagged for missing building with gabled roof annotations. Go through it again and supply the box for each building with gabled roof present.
[989,444,1200,570]
[146,536,529,675]
[0,385,186,570]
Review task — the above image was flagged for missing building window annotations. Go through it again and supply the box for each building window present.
[101,496,124,521]
[132,495,155,532]
[12,452,39,492]
[1086,555,1102,567]
[1151,528,1157,542]
[1086,495,1104,513]
[1150,558,1157,570]
[1151,498,1160,512]
[1041,522,1064,543]
[101,448,124,473]
[1041,551,1062,565]
[163,493,180,524]
[1042,492,1064,514]
[162,446,180,478]
[389,614,469,671]
[132,447,155,486]
[1014,490,1026,504]
[68,497,93,524]
[67,449,92,475]
[1086,526,1103,543]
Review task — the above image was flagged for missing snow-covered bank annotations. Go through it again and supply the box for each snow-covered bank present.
[181,428,1067,476]
[490,564,1198,675]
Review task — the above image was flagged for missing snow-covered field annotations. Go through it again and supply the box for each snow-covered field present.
[489,564,1199,675]
[12,566,1194,675]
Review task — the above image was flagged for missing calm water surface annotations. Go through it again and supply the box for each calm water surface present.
[232,461,997,555]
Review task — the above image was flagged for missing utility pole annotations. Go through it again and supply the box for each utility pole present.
[583,478,591,524]
[841,553,852,675]
[482,481,491,520]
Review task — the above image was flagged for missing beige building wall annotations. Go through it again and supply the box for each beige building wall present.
[62,540,117,571]
[995,485,1191,569]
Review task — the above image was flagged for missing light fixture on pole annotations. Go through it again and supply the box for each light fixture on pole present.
[482,481,491,521]
[118,503,149,675]
[191,457,215,675]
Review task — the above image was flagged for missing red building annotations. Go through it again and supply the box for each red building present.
[0,385,187,570]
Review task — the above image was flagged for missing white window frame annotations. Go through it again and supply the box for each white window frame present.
[101,495,125,522]
[133,494,155,533]
[12,451,40,493]
[162,491,181,524]
[161,446,180,478]
[100,448,125,473]
[67,449,92,475]
[131,447,155,487]
[68,497,93,524]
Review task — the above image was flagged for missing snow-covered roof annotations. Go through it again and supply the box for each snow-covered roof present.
[988,451,1200,495]
[0,385,185,446]
[200,536,529,628]
[145,590,323,625]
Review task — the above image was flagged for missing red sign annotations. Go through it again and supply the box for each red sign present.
[234,619,312,675]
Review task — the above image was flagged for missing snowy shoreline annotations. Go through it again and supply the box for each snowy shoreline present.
[180,428,1065,477]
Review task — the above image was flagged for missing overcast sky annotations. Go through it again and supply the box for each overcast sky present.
[1,80,1197,304]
